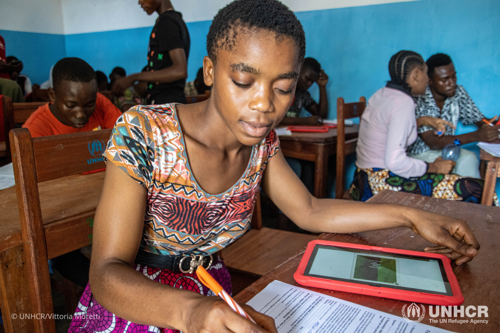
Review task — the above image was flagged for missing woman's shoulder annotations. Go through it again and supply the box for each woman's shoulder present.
[119,104,181,135]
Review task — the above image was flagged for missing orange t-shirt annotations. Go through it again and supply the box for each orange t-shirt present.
[23,93,122,138]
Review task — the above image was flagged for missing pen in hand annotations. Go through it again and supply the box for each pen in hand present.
[196,266,256,324]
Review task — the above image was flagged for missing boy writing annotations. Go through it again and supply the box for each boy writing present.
[23,57,122,138]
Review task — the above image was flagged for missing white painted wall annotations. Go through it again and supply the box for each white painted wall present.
[0,0,417,35]
[63,0,416,34]
[0,0,64,34]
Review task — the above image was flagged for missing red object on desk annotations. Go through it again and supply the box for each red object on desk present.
[287,126,329,133]
[81,168,106,175]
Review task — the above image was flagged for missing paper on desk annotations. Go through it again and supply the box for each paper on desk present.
[247,281,451,333]
[323,119,354,126]
[275,127,292,136]
[478,142,500,157]
[0,163,15,191]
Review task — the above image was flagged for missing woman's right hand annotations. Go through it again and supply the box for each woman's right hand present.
[184,296,277,333]
[427,157,455,174]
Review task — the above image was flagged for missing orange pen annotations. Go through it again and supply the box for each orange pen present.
[196,266,256,324]
[482,119,494,126]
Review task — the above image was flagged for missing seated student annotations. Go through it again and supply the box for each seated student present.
[109,66,126,90]
[407,53,500,178]
[23,57,122,138]
[6,56,32,96]
[279,57,328,126]
[114,67,148,112]
[184,67,210,97]
[96,70,109,92]
[351,50,498,206]
[0,78,25,103]
[0,35,22,80]
[70,3,480,332]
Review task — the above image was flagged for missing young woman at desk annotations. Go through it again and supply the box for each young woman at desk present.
[70,3,480,333]
[351,50,499,206]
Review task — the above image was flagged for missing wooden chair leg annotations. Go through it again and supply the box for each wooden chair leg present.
[481,161,498,206]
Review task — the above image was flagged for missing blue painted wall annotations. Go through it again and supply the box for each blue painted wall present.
[0,30,66,85]
[65,20,214,84]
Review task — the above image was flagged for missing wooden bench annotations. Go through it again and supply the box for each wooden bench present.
[10,128,111,332]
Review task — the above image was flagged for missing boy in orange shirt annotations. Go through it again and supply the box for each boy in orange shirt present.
[23,57,122,138]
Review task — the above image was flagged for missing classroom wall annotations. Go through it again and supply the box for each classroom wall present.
[0,0,65,85]
[2,0,499,195]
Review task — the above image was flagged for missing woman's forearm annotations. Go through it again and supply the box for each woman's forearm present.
[90,261,201,330]
[296,199,414,234]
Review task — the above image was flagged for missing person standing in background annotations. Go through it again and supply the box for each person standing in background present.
[112,0,190,104]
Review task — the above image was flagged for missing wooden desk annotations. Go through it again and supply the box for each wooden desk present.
[235,191,500,333]
[480,149,500,206]
[0,172,104,332]
[279,125,359,198]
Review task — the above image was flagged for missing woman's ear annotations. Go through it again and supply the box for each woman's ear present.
[203,56,214,87]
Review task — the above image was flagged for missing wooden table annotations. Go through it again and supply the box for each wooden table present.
[480,149,500,206]
[279,125,359,198]
[0,172,104,332]
[235,191,500,333]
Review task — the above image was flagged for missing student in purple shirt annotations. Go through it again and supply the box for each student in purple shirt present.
[351,50,498,206]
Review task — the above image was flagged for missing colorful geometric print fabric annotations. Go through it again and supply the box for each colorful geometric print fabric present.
[104,104,280,256]
[69,261,232,332]
[350,167,499,206]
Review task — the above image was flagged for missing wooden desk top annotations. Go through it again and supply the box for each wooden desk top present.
[480,148,500,162]
[235,191,500,333]
[0,172,104,252]
[278,124,359,143]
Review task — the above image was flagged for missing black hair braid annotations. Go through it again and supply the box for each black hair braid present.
[388,50,424,95]
[207,0,306,63]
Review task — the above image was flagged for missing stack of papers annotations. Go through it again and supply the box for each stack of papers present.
[247,281,451,333]
[477,142,500,157]
[0,163,15,191]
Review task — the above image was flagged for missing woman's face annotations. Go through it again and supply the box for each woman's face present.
[205,30,301,147]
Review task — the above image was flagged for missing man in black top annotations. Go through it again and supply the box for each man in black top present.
[113,0,190,104]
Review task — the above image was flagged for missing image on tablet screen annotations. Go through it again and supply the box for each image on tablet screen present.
[352,255,397,285]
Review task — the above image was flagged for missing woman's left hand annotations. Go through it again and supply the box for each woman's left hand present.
[409,210,479,265]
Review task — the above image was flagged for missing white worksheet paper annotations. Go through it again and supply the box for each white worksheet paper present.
[247,281,451,333]
[0,163,15,191]
[477,142,500,157]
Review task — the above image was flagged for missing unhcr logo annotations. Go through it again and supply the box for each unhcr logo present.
[87,140,105,165]
[402,303,426,323]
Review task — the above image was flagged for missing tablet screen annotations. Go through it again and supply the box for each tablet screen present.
[304,245,452,296]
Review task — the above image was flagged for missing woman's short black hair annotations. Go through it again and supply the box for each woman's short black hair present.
[207,0,306,63]
[52,57,96,92]
[388,50,424,95]
[426,53,452,78]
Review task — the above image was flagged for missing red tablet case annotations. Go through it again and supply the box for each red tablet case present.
[287,126,329,133]
[294,240,464,305]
